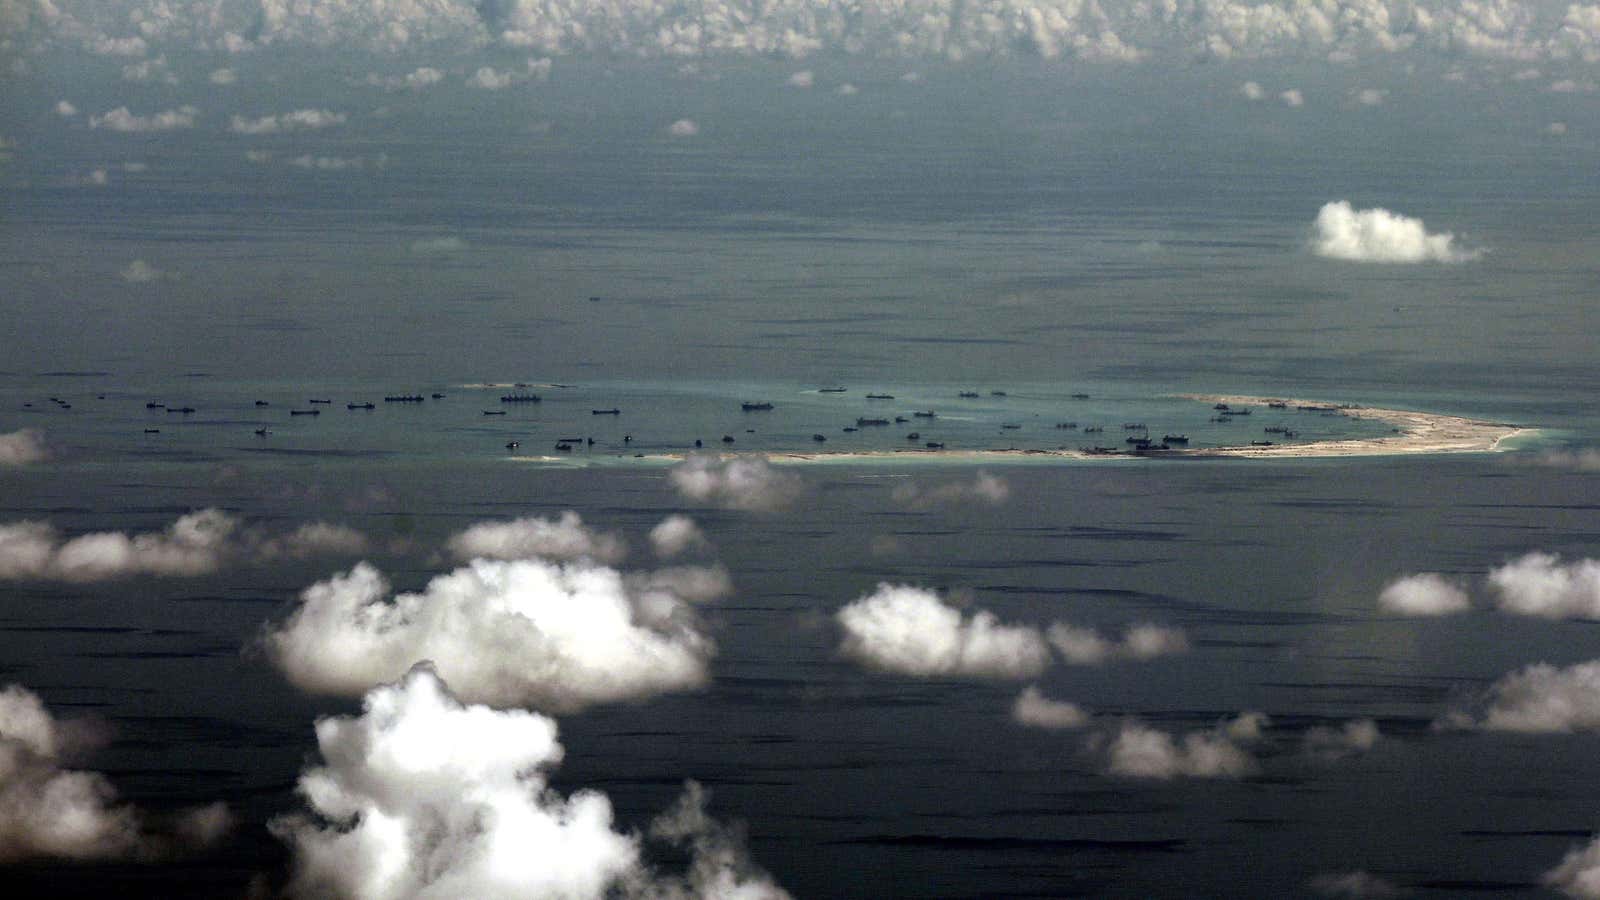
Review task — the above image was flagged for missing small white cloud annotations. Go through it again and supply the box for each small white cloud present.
[650,515,708,559]
[1280,88,1305,107]
[467,66,517,89]
[1377,572,1471,616]
[836,82,858,95]
[263,558,717,712]
[1311,200,1479,263]
[1094,714,1262,780]
[229,109,347,135]
[1046,622,1188,665]
[668,118,699,137]
[0,683,230,862]
[1548,121,1570,135]
[786,70,814,88]
[1490,552,1600,619]
[1448,659,1600,733]
[120,259,164,283]
[1548,79,1598,93]
[208,68,236,85]
[1309,870,1405,898]
[1356,87,1388,105]
[86,168,109,186]
[1302,719,1381,762]
[892,471,1010,509]
[445,510,627,565]
[1012,686,1089,729]
[1239,80,1264,100]
[0,510,368,581]
[288,154,365,171]
[369,66,445,90]
[88,106,197,133]
[669,454,801,512]
[0,430,48,466]
[837,584,1051,680]
[86,35,148,57]
[1547,836,1600,899]
[54,100,77,117]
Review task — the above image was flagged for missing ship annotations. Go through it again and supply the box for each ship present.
[741,402,774,411]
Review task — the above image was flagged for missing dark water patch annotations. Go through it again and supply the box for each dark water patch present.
[1415,879,1539,892]
[1197,638,1283,649]
[78,647,235,660]
[831,834,1186,854]
[1460,829,1593,838]
[939,558,1153,570]
[1012,525,1189,542]
[169,594,284,604]
[0,625,142,634]
[111,716,303,749]
[1227,817,1296,827]
[237,447,396,458]
[38,371,113,377]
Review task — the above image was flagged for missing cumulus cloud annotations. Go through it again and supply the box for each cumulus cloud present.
[271,666,785,900]
[1239,80,1265,100]
[1309,870,1405,898]
[1012,685,1089,729]
[1356,87,1388,105]
[1445,659,1600,733]
[1547,836,1600,899]
[467,65,517,89]
[228,109,347,135]
[445,510,626,565]
[263,557,719,712]
[288,154,369,171]
[786,70,814,88]
[207,67,235,84]
[1377,572,1471,616]
[1488,552,1600,619]
[1280,88,1305,106]
[649,515,708,559]
[120,55,175,83]
[0,429,48,466]
[88,106,196,132]
[668,454,801,512]
[667,118,699,137]
[54,100,77,117]
[836,584,1051,680]
[0,510,369,582]
[120,259,164,282]
[1093,713,1263,780]
[891,471,1010,509]
[0,683,230,862]
[1302,718,1381,762]
[1311,200,1479,263]
[1045,622,1189,665]
[369,66,445,90]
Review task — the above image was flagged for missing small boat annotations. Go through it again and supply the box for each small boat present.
[721,435,735,443]
[432,393,446,399]
[865,393,894,400]
[591,408,620,415]
[990,391,1007,397]
[1055,422,1077,429]
[348,402,375,410]
[913,410,936,418]
[168,406,195,414]
[1070,393,1090,399]
[506,441,520,449]
[309,399,331,404]
[1252,440,1274,446]
[144,428,160,434]
[501,394,541,403]
[856,417,889,426]
[290,409,319,416]
[1127,435,1152,445]
[907,432,921,440]
[1267,401,1288,409]
[842,427,859,433]
[958,391,979,398]
[255,400,270,406]
[1227,408,1251,416]
[819,387,846,393]
[1162,434,1189,444]
[1122,422,1146,430]
[1214,403,1230,410]
[925,441,944,449]
[812,433,827,442]
[740,402,774,411]
[385,395,424,403]
[483,410,507,416]
[554,442,572,452]
[254,428,270,436]
[1082,425,1103,433]
[1001,424,1020,430]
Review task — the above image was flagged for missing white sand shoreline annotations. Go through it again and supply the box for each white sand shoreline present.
[509,394,1534,465]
